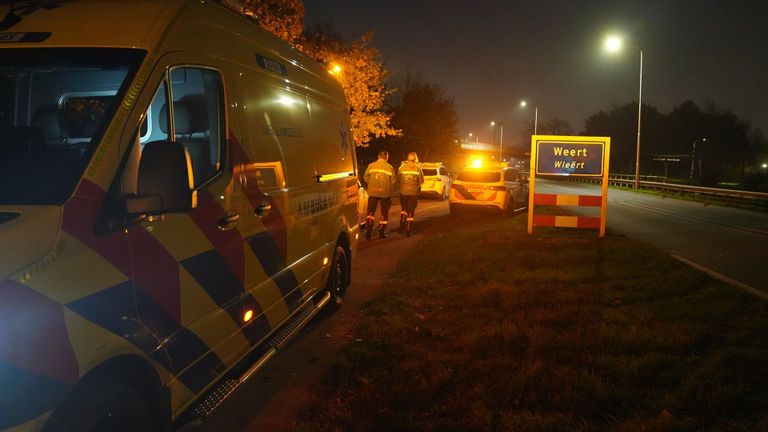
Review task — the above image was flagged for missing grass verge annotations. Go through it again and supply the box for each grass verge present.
[293,212,768,432]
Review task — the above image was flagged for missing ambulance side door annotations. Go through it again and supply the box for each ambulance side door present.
[227,62,309,332]
[124,59,254,397]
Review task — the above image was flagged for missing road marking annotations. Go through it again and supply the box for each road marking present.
[672,255,768,300]
[617,200,768,239]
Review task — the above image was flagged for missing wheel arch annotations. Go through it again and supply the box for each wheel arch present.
[43,354,171,432]
[336,231,352,285]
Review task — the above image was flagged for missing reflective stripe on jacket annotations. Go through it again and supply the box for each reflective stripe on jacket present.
[364,159,396,198]
[398,161,424,196]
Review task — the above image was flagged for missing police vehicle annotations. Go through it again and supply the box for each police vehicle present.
[418,162,453,200]
[449,161,528,214]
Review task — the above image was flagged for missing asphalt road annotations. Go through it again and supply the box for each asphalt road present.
[534,178,768,295]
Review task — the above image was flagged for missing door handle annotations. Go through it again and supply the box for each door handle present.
[254,201,272,217]
[218,211,240,230]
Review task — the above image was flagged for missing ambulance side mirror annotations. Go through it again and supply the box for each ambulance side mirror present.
[125,140,195,217]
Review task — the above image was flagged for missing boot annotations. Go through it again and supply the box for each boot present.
[405,218,413,237]
[399,211,407,235]
[378,223,388,239]
[364,216,374,240]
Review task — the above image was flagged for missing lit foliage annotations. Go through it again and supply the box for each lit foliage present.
[238,0,305,45]
[303,27,400,147]
[233,1,399,147]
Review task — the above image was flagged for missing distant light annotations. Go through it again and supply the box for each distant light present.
[323,257,329,265]
[243,309,254,323]
[604,35,623,53]
[762,163,768,169]
[472,159,483,168]
[468,132,473,137]
[490,121,496,127]
[520,100,527,108]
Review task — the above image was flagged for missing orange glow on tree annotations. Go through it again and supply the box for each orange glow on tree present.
[239,0,305,45]
[240,1,400,147]
[303,29,400,147]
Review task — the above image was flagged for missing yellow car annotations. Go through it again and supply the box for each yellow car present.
[449,164,528,214]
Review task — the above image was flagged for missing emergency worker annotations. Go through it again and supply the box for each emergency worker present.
[397,151,424,237]
[363,151,396,240]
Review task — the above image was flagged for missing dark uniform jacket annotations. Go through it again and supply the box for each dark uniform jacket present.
[364,158,396,198]
[398,161,424,196]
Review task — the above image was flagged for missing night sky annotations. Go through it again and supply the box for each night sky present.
[303,0,768,150]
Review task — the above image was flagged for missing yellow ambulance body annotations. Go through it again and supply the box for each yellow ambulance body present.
[0,1,359,430]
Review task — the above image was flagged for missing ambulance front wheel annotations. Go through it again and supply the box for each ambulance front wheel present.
[326,244,349,311]
[43,381,156,432]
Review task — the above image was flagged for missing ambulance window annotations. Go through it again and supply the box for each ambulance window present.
[58,93,117,142]
[0,48,145,205]
[139,105,152,143]
[143,81,169,146]
[166,66,224,188]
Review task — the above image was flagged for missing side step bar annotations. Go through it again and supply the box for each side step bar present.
[183,291,331,424]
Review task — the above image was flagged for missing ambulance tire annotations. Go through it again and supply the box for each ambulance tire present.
[325,244,349,312]
[44,381,155,432]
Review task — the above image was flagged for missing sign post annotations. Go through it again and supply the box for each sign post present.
[527,135,611,237]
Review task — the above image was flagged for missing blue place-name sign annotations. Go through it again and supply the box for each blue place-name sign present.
[536,141,605,176]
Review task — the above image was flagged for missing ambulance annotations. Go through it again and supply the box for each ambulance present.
[0,1,360,431]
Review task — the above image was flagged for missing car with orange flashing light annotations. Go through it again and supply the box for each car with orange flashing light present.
[449,164,528,214]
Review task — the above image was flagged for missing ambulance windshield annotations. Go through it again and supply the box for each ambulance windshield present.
[0,48,145,205]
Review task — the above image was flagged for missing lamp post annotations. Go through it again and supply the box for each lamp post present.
[520,100,538,135]
[491,121,505,162]
[604,35,643,189]
[689,138,707,180]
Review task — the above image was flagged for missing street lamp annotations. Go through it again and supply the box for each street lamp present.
[520,100,538,135]
[491,121,504,161]
[328,62,342,76]
[604,35,643,189]
[690,138,707,180]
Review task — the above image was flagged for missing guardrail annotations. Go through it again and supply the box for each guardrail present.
[553,174,768,211]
